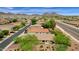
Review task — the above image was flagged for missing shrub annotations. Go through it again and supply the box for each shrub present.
[12,25,20,31]
[54,29,71,46]
[0,31,4,38]
[42,23,48,28]
[12,22,26,31]
[31,18,37,25]
[14,34,39,51]
[54,35,70,45]
[12,19,17,22]
[21,22,26,26]
[42,19,56,30]
[2,30,9,35]
[20,22,26,28]
[55,44,68,51]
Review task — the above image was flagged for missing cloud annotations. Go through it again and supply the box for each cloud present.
[0,7,79,15]
[6,7,14,10]
[0,7,60,14]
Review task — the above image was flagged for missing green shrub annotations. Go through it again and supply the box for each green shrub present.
[42,19,56,30]
[54,29,71,46]
[0,31,4,38]
[31,18,37,25]
[42,23,48,28]
[20,22,26,28]
[12,19,17,22]
[12,25,20,31]
[14,34,39,51]
[21,22,26,26]
[12,22,26,31]
[2,30,9,35]
[55,44,68,51]
[54,35,70,45]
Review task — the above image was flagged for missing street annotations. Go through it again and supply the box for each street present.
[56,21,79,40]
[0,23,31,51]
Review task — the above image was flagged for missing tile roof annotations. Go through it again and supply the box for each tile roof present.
[28,25,49,33]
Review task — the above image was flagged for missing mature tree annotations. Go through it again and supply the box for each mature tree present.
[51,19,56,30]
[31,18,37,25]
[12,19,17,22]
[42,19,56,30]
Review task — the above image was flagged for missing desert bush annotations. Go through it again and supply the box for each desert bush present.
[2,30,9,35]
[0,31,4,38]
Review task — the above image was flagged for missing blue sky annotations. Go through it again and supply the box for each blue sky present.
[0,7,79,15]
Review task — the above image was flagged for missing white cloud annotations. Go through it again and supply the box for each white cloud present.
[5,7,14,9]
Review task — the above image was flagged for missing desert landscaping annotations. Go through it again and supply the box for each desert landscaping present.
[0,7,79,51]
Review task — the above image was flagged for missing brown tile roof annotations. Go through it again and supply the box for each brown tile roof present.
[28,25,49,33]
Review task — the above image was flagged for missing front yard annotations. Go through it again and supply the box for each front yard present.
[13,34,39,51]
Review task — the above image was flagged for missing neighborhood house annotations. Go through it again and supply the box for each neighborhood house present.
[25,25,53,41]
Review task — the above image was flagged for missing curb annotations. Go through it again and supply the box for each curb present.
[2,41,14,51]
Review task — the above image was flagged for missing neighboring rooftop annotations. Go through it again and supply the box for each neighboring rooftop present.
[27,25,49,33]
[27,25,53,40]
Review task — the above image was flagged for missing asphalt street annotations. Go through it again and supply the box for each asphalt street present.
[0,23,31,51]
[56,21,79,40]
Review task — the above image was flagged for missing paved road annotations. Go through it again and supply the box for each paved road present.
[0,23,31,51]
[56,21,79,40]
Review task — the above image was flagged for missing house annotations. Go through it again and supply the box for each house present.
[27,25,49,33]
[25,25,53,41]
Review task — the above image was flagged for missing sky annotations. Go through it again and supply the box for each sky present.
[0,7,79,15]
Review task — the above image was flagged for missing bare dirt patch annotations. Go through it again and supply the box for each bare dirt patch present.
[67,40,79,51]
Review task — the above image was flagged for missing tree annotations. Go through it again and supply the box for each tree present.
[51,20,56,30]
[31,18,37,25]
[42,23,48,28]
[42,19,56,30]
[0,31,4,38]
[12,19,17,22]
[2,30,9,35]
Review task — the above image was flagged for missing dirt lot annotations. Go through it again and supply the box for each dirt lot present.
[67,40,79,51]
[33,44,54,51]
[64,20,79,27]
[0,24,14,31]
[0,22,21,31]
